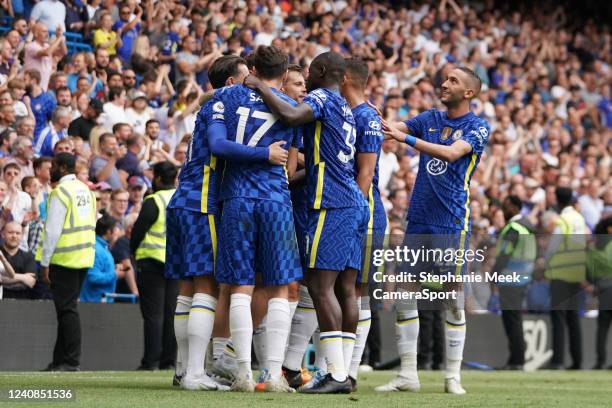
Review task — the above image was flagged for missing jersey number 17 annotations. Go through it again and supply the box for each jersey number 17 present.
[235,107,278,146]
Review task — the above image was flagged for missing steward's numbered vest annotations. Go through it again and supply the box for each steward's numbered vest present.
[36,177,96,269]
[495,220,536,286]
[135,189,175,263]
[545,208,587,283]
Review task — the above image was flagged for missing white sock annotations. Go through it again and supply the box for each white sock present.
[266,298,291,379]
[283,285,318,371]
[230,293,253,379]
[174,296,191,376]
[396,298,419,379]
[320,331,346,382]
[313,328,326,371]
[212,337,227,360]
[289,300,298,321]
[186,293,216,378]
[342,332,356,378]
[350,297,371,379]
[252,315,267,369]
[445,309,466,380]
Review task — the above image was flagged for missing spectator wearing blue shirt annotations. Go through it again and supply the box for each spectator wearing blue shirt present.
[33,106,71,157]
[25,69,56,141]
[113,4,143,65]
[80,215,120,303]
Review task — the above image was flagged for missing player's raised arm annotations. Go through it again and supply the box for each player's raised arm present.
[383,121,472,163]
[244,74,315,126]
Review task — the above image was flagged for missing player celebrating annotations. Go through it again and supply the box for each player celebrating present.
[245,52,369,394]
[212,46,302,393]
[375,67,490,395]
[165,55,288,391]
[341,58,386,390]
[251,64,310,390]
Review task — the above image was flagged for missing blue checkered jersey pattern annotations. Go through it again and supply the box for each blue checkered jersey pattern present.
[212,85,298,205]
[302,88,367,210]
[168,96,224,214]
[404,109,490,232]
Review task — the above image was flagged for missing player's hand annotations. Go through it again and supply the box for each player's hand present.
[243,74,263,92]
[268,141,288,165]
[381,119,405,142]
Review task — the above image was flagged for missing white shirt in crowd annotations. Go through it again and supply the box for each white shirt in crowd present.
[126,108,152,136]
[31,0,66,32]
[378,150,400,197]
[100,103,128,133]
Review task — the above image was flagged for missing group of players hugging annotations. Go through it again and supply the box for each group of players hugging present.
[164,44,489,395]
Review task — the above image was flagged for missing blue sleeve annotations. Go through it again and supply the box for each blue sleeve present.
[87,252,115,285]
[403,110,429,139]
[303,89,327,120]
[355,113,383,154]
[47,96,56,120]
[207,121,269,162]
[461,121,490,154]
[292,127,302,148]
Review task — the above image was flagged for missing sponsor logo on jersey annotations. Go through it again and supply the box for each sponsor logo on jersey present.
[441,127,452,141]
[452,129,463,141]
[428,127,437,132]
[213,101,225,113]
[426,158,448,176]
[369,120,381,130]
[478,126,489,138]
[310,89,327,108]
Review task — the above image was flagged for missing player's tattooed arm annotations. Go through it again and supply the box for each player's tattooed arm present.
[383,122,472,162]
[244,74,315,126]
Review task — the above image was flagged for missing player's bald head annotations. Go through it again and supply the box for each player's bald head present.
[307,52,346,91]
[455,67,481,98]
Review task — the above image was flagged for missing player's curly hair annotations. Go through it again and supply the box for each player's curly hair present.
[252,45,289,80]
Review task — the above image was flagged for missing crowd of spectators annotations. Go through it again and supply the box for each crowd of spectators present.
[0,0,608,314]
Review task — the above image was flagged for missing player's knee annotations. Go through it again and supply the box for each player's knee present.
[178,279,194,297]
[397,298,418,320]
[446,308,466,325]
[193,275,218,296]
[287,281,299,301]
[266,284,289,299]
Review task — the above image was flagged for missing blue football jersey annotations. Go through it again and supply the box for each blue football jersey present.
[212,85,297,205]
[168,96,224,214]
[353,102,385,229]
[404,109,490,231]
[302,88,366,209]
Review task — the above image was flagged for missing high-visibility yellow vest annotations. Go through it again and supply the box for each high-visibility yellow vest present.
[135,188,175,263]
[37,177,96,269]
[495,220,537,286]
[545,208,588,283]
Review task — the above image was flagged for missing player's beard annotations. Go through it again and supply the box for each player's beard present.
[441,92,463,109]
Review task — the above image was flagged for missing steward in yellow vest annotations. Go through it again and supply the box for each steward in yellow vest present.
[491,195,536,369]
[545,187,587,370]
[129,161,178,370]
[39,153,97,371]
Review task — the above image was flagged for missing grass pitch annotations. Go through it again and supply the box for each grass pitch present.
[0,370,610,408]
